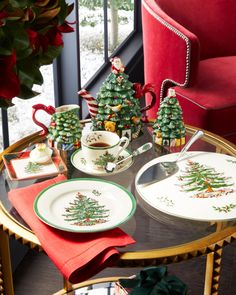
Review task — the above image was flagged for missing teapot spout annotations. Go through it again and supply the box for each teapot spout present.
[78,89,98,118]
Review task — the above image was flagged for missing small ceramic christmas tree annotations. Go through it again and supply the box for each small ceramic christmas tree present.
[47,108,82,149]
[92,57,142,140]
[153,89,186,146]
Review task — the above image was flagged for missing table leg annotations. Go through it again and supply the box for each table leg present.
[63,278,73,295]
[204,248,222,295]
[0,229,14,295]
[216,222,228,232]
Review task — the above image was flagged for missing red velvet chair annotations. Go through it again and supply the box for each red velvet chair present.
[142,0,236,144]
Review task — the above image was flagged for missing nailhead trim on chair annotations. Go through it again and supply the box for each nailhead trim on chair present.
[142,0,191,101]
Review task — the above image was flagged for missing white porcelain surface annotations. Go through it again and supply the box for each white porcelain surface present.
[80,131,129,170]
[3,148,67,181]
[30,144,52,164]
[135,152,236,222]
[71,148,133,176]
[34,178,136,232]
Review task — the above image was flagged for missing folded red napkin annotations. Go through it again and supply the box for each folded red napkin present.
[8,175,135,283]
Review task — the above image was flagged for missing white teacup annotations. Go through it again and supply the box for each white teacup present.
[81,131,129,170]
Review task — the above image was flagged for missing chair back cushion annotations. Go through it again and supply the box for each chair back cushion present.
[174,56,236,142]
[156,0,236,59]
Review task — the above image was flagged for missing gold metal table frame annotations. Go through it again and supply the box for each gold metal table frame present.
[0,125,236,295]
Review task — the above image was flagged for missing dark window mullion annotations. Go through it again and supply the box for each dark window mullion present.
[103,0,109,62]
[134,0,138,31]
[75,0,82,117]
[135,1,142,32]
[1,109,9,148]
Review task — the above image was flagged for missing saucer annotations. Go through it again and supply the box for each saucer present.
[71,148,134,176]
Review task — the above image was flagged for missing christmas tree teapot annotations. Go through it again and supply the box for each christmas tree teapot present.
[78,57,156,140]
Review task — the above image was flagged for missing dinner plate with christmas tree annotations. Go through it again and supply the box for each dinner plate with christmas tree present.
[135,152,236,222]
[34,178,136,232]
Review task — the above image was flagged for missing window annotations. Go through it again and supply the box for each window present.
[56,0,140,118]
[79,0,135,86]
[8,66,55,145]
[0,0,140,150]
[0,66,55,151]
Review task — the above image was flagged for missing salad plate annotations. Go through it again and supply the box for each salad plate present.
[71,148,133,176]
[34,178,136,233]
[135,152,236,222]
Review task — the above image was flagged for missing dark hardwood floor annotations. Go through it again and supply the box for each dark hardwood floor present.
[13,241,236,295]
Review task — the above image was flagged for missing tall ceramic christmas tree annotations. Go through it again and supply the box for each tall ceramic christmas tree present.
[153,89,186,147]
[91,57,142,140]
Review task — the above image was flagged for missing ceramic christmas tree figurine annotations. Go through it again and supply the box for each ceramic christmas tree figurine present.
[153,89,186,146]
[79,57,157,140]
[47,107,82,148]
[92,57,143,140]
[32,104,82,150]
[79,58,147,140]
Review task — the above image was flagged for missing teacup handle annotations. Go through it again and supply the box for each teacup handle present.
[115,137,130,159]
[32,104,56,136]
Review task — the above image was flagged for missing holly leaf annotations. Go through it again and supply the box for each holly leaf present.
[0,47,13,55]
[34,0,51,7]
[13,29,30,51]
[36,7,61,24]
[18,85,40,99]
[8,0,29,8]
[57,2,74,24]
[17,59,43,88]
[0,28,15,54]
[0,99,14,109]
[16,47,33,60]
[38,45,62,65]
[3,22,30,51]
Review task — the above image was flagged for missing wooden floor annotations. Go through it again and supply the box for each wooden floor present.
[13,241,236,295]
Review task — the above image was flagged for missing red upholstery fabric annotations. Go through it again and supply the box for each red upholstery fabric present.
[142,0,236,144]
[142,0,200,118]
[175,56,236,142]
[157,0,236,59]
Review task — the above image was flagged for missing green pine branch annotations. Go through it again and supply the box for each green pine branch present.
[93,151,115,168]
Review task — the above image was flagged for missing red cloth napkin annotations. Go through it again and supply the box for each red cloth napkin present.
[8,175,135,283]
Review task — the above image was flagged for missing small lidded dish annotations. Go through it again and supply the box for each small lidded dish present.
[30,143,53,164]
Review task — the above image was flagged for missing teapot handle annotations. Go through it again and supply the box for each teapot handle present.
[133,83,156,123]
[32,104,56,136]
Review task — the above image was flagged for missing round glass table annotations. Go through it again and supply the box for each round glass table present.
[0,124,236,295]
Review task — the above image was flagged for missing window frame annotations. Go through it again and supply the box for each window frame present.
[54,0,142,119]
[1,0,142,149]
